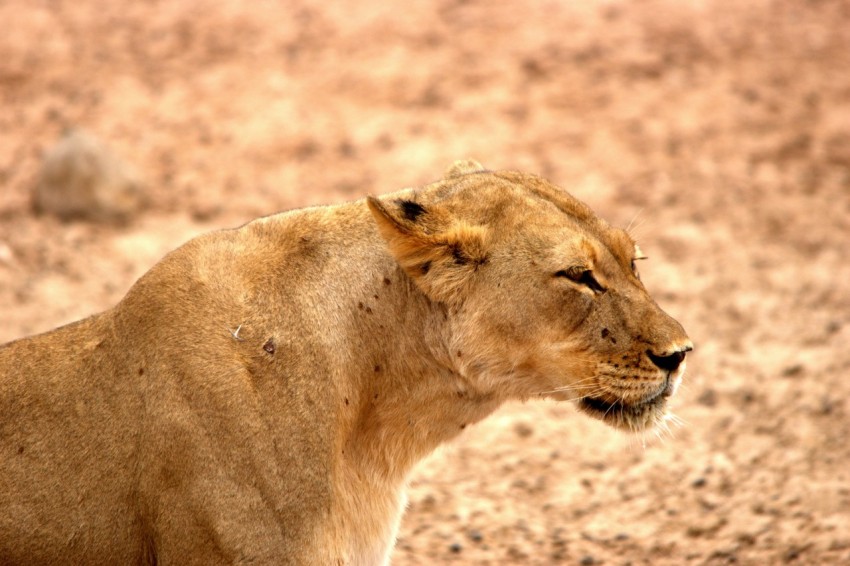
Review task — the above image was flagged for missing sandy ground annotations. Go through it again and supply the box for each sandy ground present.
[2,0,850,563]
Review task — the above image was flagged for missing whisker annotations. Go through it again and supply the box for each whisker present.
[627,213,652,240]
[666,412,688,428]
[537,383,596,395]
[655,419,673,442]
[534,389,605,403]
[533,376,603,396]
[601,396,621,421]
[626,207,644,234]
[533,385,609,402]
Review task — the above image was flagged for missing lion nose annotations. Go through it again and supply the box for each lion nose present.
[647,344,692,373]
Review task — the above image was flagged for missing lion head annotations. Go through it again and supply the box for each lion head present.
[368,160,692,432]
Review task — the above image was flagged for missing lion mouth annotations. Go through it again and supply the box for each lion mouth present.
[577,377,674,431]
[579,393,664,415]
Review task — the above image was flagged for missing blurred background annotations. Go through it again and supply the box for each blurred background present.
[1,0,849,563]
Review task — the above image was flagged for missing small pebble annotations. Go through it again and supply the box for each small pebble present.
[782,364,804,378]
[697,388,718,407]
[514,421,534,438]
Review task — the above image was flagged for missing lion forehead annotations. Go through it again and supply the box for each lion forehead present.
[417,171,637,268]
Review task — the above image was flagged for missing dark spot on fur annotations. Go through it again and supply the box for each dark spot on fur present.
[460,423,467,430]
[17,446,24,455]
[344,398,349,405]
[601,328,610,339]
[138,367,144,376]
[358,302,364,310]
[296,235,321,260]
[399,199,426,221]
[450,243,469,265]
[365,306,373,314]
[457,391,465,398]
[374,365,381,372]
[374,393,379,400]
[263,339,276,355]
[449,243,488,268]
[373,294,379,300]
[456,350,463,358]
[383,277,392,286]
[421,261,431,274]
[611,337,617,344]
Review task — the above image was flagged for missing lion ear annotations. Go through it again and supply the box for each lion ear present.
[366,195,489,303]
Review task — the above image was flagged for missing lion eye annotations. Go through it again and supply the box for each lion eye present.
[555,268,606,293]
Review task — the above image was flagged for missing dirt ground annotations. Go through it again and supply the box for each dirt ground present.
[2,0,849,564]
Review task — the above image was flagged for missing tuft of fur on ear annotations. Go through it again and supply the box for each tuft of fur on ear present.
[443,159,487,179]
[367,196,489,303]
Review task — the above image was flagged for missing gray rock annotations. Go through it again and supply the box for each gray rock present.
[33,129,146,223]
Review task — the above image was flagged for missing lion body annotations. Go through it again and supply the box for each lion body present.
[0,163,690,564]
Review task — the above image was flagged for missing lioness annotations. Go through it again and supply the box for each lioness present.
[0,161,691,565]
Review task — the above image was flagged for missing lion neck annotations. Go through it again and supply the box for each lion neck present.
[340,267,502,484]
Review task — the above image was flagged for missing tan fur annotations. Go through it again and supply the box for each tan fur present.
[0,162,691,565]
